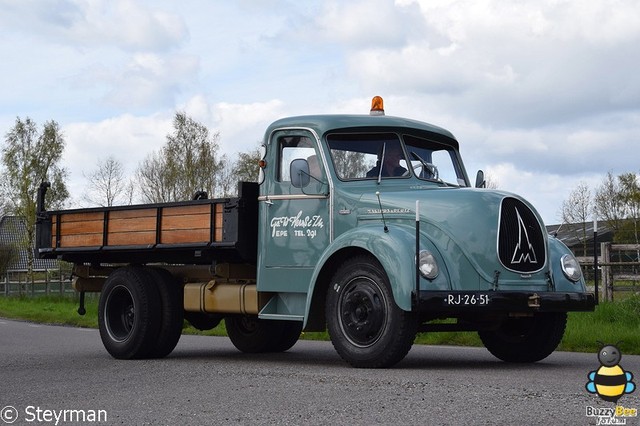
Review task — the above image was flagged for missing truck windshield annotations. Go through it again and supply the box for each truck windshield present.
[326,132,466,186]
[327,133,409,180]
[403,135,467,186]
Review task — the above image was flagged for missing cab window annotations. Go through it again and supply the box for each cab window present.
[277,136,318,182]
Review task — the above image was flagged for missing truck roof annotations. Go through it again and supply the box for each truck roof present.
[264,114,459,149]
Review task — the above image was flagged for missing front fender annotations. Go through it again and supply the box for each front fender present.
[548,236,588,292]
[305,224,433,316]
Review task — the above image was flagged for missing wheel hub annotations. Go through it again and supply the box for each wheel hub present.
[339,279,387,347]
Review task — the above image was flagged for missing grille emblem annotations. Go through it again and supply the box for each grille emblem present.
[498,197,545,273]
[511,208,538,265]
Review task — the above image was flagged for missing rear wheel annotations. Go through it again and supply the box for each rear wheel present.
[326,255,417,368]
[478,312,567,362]
[146,267,183,358]
[225,316,302,353]
[98,267,161,359]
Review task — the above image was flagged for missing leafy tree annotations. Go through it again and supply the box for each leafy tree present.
[594,171,640,244]
[617,172,640,244]
[0,243,17,276]
[561,181,591,256]
[1,117,69,280]
[137,112,222,202]
[216,146,262,198]
[594,172,626,233]
[236,146,262,183]
[83,156,133,207]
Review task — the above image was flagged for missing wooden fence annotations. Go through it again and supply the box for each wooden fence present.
[579,243,640,302]
[1,269,74,297]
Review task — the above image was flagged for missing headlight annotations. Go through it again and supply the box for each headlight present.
[418,250,439,280]
[561,254,582,282]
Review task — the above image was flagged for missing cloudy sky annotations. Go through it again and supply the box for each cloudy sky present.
[1,0,638,224]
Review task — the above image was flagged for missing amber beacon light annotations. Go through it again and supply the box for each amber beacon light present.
[370,96,385,116]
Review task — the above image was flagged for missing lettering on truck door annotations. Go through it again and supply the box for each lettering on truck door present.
[258,130,330,293]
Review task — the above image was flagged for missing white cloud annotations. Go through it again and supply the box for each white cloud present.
[62,113,172,203]
[0,0,188,52]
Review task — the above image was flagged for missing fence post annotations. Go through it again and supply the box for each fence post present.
[601,242,611,302]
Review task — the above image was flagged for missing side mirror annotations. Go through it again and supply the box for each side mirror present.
[475,170,486,188]
[290,159,310,188]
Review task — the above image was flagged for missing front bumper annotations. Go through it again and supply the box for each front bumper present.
[416,291,596,314]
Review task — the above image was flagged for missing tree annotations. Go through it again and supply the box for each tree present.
[560,182,591,256]
[83,156,133,207]
[216,146,263,198]
[216,153,235,198]
[617,172,640,244]
[0,244,16,277]
[594,171,640,244]
[236,147,262,183]
[484,171,499,189]
[594,172,626,233]
[1,117,69,281]
[137,112,222,203]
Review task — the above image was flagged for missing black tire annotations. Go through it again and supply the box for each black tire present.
[478,312,567,362]
[146,268,183,358]
[269,320,303,352]
[326,255,417,368]
[225,316,302,353]
[98,267,161,359]
[184,312,223,331]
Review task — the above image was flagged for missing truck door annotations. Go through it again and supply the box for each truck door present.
[258,130,330,293]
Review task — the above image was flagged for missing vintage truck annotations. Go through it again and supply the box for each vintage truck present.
[35,97,595,368]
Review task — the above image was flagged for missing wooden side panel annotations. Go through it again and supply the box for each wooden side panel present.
[214,203,223,242]
[107,209,157,246]
[49,201,224,250]
[160,204,212,244]
[51,216,58,247]
[57,212,103,248]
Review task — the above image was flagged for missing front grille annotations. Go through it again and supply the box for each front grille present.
[497,198,546,273]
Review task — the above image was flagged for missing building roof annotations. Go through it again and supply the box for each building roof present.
[546,220,614,257]
[0,215,58,272]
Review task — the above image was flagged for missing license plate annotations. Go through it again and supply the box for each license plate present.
[444,293,490,306]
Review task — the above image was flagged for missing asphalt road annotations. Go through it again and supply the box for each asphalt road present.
[1,319,638,426]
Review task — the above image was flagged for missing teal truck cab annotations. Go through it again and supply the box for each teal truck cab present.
[36,97,595,368]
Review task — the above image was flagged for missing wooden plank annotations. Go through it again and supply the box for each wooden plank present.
[59,234,103,247]
[214,204,223,242]
[161,214,210,231]
[59,220,103,235]
[161,229,210,244]
[59,212,104,223]
[108,231,156,246]
[51,220,58,247]
[611,244,640,251]
[109,216,157,233]
[163,204,211,216]
[613,274,640,281]
[109,209,157,220]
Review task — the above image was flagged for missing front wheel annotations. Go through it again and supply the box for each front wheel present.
[478,312,567,362]
[326,255,417,368]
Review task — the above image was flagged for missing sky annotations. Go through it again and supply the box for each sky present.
[1,0,638,225]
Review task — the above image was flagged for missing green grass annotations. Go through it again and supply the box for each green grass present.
[1,294,639,355]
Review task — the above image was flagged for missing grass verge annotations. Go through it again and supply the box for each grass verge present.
[1,294,639,355]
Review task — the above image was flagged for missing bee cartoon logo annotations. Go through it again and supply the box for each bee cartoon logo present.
[586,342,636,403]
